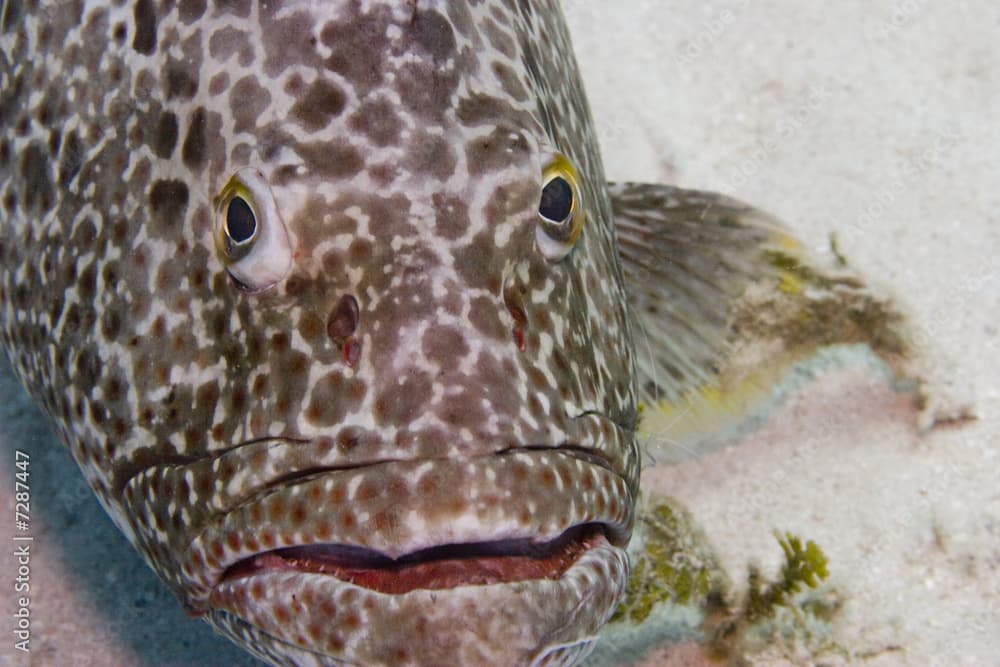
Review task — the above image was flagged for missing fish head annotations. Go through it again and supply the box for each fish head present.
[2,1,638,665]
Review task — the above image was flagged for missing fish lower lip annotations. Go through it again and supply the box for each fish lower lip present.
[177,450,634,612]
[218,523,609,595]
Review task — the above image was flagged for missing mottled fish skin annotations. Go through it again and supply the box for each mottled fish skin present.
[0,1,639,665]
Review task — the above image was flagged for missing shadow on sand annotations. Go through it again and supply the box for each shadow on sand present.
[0,353,256,666]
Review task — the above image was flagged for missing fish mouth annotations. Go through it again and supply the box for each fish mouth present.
[206,530,630,667]
[218,522,609,595]
[175,449,634,611]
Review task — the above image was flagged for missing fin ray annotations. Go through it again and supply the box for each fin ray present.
[610,182,911,462]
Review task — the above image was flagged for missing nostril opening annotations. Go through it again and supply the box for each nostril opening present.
[327,294,359,342]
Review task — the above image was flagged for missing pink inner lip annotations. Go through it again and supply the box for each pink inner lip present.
[219,523,608,595]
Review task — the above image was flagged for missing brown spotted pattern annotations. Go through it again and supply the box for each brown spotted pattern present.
[0,1,638,665]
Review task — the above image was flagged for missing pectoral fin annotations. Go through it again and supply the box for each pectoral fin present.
[611,182,912,461]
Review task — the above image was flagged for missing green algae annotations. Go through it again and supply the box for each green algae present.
[612,497,728,626]
[752,248,910,359]
[709,532,839,662]
[744,532,830,624]
[607,496,841,664]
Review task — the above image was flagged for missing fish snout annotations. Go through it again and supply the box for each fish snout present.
[136,450,633,665]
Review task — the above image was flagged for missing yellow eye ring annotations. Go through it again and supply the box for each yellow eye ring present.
[217,183,259,262]
[536,154,583,261]
[213,169,292,291]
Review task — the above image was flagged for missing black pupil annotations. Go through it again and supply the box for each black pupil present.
[226,196,256,243]
[538,177,573,222]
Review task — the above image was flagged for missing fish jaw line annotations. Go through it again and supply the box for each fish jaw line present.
[218,521,610,595]
[206,538,629,666]
[179,450,634,613]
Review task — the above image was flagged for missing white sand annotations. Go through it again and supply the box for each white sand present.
[566,1,999,665]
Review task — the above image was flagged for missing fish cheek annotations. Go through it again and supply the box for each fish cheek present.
[373,371,433,428]
[305,371,366,427]
[452,231,497,289]
[192,380,221,446]
[467,294,508,343]
[473,350,521,424]
[147,179,189,239]
[431,193,469,241]
[267,347,312,432]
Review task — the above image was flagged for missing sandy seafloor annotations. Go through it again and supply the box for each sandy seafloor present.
[0,2,997,666]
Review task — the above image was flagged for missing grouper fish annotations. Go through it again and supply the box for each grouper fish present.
[0,1,906,665]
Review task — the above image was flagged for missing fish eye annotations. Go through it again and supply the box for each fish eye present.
[536,155,583,261]
[214,168,292,291]
[539,177,573,229]
[225,196,257,247]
